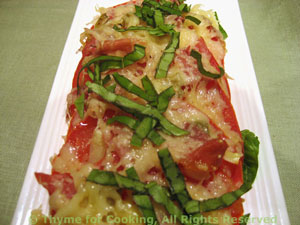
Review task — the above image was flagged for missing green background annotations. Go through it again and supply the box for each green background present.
[0,0,299,224]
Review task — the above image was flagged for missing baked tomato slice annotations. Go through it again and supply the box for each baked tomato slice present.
[180,138,228,182]
[35,171,76,199]
[65,114,98,163]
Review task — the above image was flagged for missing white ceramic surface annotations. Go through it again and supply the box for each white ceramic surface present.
[11,0,290,224]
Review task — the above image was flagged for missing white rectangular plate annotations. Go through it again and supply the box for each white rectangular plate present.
[12,0,290,224]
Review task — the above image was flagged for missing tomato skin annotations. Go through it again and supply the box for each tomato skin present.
[66,115,98,163]
[82,38,98,57]
[35,172,76,199]
[229,198,244,224]
[101,38,133,54]
[180,139,228,182]
[218,159,244,187]
[205,79,241,134]
[102,108,116,122]
[195,37,222,70]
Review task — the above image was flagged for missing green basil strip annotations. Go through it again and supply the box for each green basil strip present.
[87,169,147,193]
[131,117,153,147]
[108,115,165,146]
[95,64,100,82]
[158,5,181,16]
[157,86,175,113]
[147,129,165,146]
[154,10,174,33]
[147,182,192,225]
[239,214,251,225]
[188,129,259,213]
[190,50,225,79]
[123,44,146,67]
[158,148,191,207]
[143,0,181,16]
[107,116,138,129]
[112,72,150,101]
[155,32,180,78]
[87,170,117,186]
[100,60,123,72]
[214,12,228,40]
[74,93,85,119]
[133,195,158,225]
[178,3,190,12]
[142,5,155,26]
[143,0,160,8]
[77,44,145,91]
[126,167,158,225]
[102,74,111,85]
[87,68,94,81]
[141,76,158,103]
[135,117,153,139]
[115,173,147,193]
[157,148,207,225]
[135,5,142,18]
[113,25,166,36]
[79,55,121,78]
[185,15,201,25]
[106,84,116,92]
[86,82,189,136]
[126,167,140,180]
[131,133,143,147]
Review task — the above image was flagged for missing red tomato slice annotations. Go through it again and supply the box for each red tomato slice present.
[101,39,134,54]
[195,37,221,71]
[179,138,228,182]
[35,172,76,199]
[205,79,240,135]
[229,198,244,224]
[66,114,98,163]
[82,37,98,57]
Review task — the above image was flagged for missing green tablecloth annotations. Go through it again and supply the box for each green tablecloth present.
[0,0,299,224]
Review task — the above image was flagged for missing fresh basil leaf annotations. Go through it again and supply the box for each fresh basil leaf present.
[74,93,85,119]
[113,25,166,36]
[214,12,228,40]
[102,74,111,85]
[123,44,146,67]
[147,130,165,146]
[141,76,158,103]
[106,84,116,92]
[190,49,225,79]
[239,214,251,225]
[113,72,150,101]
[185,15,201,25]
[157,86,175,112]
[107,116,138,129]
[155,32,180,78]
